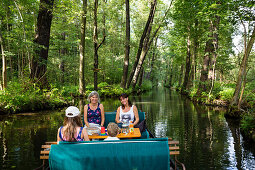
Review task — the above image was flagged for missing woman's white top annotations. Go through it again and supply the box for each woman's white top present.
[119,105,134,123]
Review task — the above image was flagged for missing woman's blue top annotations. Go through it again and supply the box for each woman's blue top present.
[59,126,84,141]
[87,103,101,125]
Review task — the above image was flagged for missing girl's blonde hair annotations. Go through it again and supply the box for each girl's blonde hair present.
[62,115,82,141]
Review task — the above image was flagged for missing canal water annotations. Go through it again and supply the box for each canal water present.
[0,88,254,169]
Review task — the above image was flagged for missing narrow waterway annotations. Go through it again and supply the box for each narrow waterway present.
[0,88,254,169]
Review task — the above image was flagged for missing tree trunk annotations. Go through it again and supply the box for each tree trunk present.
[149,37,157,83]
[131,24,153,89]
[0,28,7,89]
[120,0,130,89]
[191,19,199,87]
[31,0,54,88]
[126,0,157,88]
[93,0,99,91]
[5,3,12,78]
[208,16,220,95]
[231,25,255,106]
[138,66,144,87]
[60,32,66,84]
[181,31,191,94]
[178,64,184,87]
[131,8,164,89]
[196,19,218,96]
[79,0,87,96]
[129,0,173,89]
[93,0,105,91]
[238,68,248,110]
[196,39,212,96]
[169,59,173,87]
[14,0,31,79]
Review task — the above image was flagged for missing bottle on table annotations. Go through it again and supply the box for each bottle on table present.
[129,121,134,134]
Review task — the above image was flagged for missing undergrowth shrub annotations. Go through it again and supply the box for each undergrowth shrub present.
[241,113,255,135]
[218,87,235,101]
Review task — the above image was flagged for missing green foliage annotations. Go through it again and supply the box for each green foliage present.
[218,87,235,101]
[60,86,79,98]
[140,80,153,92]
[98,82,109,89]
[0,81,67,114]
[241,113,255,135]
[189,87,198,98]
[98,83,130,97]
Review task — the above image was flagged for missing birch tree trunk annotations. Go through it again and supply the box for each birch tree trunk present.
[131,24,153,89]
[0,28,7,89]
[93,0,99,91]
[231,25,255,106]
[120,0,130,89]
[126,0,157,88]
[79,0,87,96]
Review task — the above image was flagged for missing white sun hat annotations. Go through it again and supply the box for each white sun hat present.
[65,106,80,117]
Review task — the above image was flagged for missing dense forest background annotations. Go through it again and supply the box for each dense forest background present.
[0,0,255,126]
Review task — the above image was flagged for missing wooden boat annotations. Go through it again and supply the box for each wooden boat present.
[38,111,185,170]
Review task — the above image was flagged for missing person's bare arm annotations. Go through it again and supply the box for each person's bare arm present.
[100,104,105,126]
[82,128,90,141]
[115,107,121,123]
[133,105,139,126]
[57,128,61,142]
[84,105,89,127]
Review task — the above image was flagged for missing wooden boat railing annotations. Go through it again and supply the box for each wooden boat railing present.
[168,138,186,170]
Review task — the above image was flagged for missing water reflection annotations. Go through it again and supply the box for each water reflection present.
[0,88,254,170]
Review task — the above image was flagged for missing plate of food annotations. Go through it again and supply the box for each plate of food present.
[86,126,100,135]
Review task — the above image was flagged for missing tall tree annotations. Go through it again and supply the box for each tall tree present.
[79,0,88,96]
[130,0,173,89]
[196,3,221,96]
[230,0,255,107]
[126,0,157,89]
[93,0,105,91]
[231,25,255,106]
[181,29,191,94]
[31,0,54,87]
[120,0,130,89]
[0,27,7,89]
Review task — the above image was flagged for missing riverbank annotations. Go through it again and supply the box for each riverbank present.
[0,81,152,114]
[175,86,255,143]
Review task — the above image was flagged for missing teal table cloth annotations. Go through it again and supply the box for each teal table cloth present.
[49,138,170,170]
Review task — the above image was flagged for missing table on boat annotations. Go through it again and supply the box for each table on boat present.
[89,128,141,139]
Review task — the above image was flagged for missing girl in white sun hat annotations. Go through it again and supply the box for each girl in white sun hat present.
[57,106,90,142]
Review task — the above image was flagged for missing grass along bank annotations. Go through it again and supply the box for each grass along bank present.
[0,80,152,114]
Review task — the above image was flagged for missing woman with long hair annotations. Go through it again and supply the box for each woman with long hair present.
[115,93,139,126]
[84,91,105,127]
[57,106,89,142]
